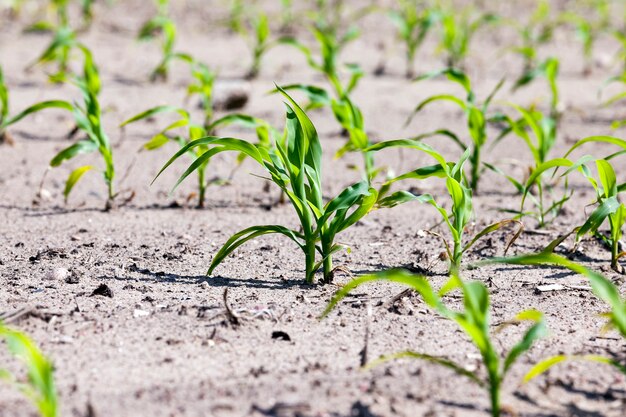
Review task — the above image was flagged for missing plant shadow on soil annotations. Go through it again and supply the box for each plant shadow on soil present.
[97,264,314,290]
[252,400,382,417]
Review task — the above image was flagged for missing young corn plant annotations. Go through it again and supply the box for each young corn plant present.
[123,58,273,208]
[563,136,626,273]
[239,10,276,79]
[309,0,376,41]
[366,141,522,272]
[506,0,557,75]
[575,159,625,273]
[512,57,560,120]
[388,0,437,78]
[280,27,377,180]
[489,104,569,228]
[279,0,294,31]
[487,253,626,377]
[408,68,504,193]
[27,0,83,82]
[282,23,363,101]
[0,323,58,417]
[122,106,217,208]
[0,65,14,145]
[560,10,603,75]
[138,0,178,82]
[21,49,119,207]
[226,0,245,33]
[434,2,497,69]
[153,88,378,284]
[323,269,547,417]
[0,63,78,146]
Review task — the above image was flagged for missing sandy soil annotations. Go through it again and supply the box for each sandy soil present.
[1,1,626,416]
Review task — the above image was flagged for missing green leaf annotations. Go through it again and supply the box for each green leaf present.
[64,165,93,201]
[120,105,186,127]
[3,100,73,128]
[0,325,57,417]
[367,351,484,387]
[321,269,444,318]
[50,140,98,167]
[144,133,170,150]
[207,225,305,276]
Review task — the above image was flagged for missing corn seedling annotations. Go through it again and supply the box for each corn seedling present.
[280,0,293,31]
[153,87,378,284]
[280,26,375,179]
[560,10,603,75]
[239,10,276,79]
[282,24,362,101]
[21,49,119,207]
[562,136,626,273]
[122,105,218,208]
[323,269,546,417]
[489,104,569,228]
[138,0,179,82]
[27,0,84,82]
[434,1,497,69]
[512,57,560,120]
[366,141,522,272]
[226,0,245,33]
[408,68,504,193]
[388,0,437,78]
[309,0,376,41]
[0,65,15,145]
[486,253,626,377]
[0,323,58,417]
[0,64,76,146]
[506,0,557,75]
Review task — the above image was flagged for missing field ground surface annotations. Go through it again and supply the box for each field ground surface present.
[1,1,626,416]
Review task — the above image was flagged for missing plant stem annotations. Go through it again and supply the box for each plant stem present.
[197,168,206,208]
[451,238,462,272]
[471,145,481,193]
[304,238,317,284]
[321,238,333,283]
[490,382,501,417]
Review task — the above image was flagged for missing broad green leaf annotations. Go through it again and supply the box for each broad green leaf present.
[207,225,305,276]
[64,165,93,201]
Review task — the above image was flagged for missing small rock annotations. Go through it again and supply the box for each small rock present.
[133,309,150,318]
[45,267,70,281]
[271,331,291,341]
[90,283,113,298]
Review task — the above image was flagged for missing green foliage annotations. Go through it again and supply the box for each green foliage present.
[323,269,546,417]
[490,104,568,227]
[367,140,521,271]
[281,24,362,100]
[408,68,504,193]
[0,323,58,417]
[280,0,293,29]
[279,24,380,182]
[18,47,116,206]
[0,64,13,144]
[563,137,626,273]
[513,57,560,119]
[238,9,276,79]
[507,0,557,74]
[388,0,437,78]
[26,0,86,83]
[153,88,377,283]
[434,1,497,69]
[308,0,376,42]
[138,0,180,82]
[486,253,626,376]
[560,6,605,75]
